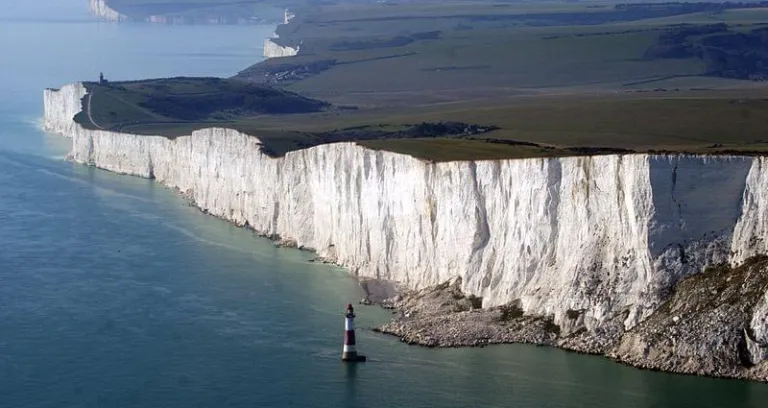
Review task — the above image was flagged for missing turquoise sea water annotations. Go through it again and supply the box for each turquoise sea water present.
[1,2,768,407]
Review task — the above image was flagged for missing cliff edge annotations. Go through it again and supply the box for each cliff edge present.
[44,83,768,382]
[89,0,127,22]
[263,38,299,59]
[263,10,299,59]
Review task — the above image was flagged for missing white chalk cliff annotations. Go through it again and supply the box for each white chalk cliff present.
[263,10,299,59]
[263,39,299,58]
[44,83,768,354]
[43,83,87,136]
[89,0,126,22]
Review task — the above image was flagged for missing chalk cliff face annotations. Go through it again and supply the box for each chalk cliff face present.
[263,9,299,59]
[732,158,768,264]
[44,84,768,372]
[263,38,300,58]
[89,0,126,22]
[43,83,86,137]
[87,0,281,25]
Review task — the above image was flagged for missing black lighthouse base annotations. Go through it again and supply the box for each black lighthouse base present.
[342,352,367,362]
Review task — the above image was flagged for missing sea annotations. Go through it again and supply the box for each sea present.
[1,1,767,407]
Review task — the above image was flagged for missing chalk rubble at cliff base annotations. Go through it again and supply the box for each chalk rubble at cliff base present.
[371,277,561,348]
[43,82,768,382]
[371,260,768,382]
[609,256,768,381]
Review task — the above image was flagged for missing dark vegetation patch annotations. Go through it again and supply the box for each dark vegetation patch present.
[542,318,561,336]
[673,255,768,309]
[420,65,491,72]
[616,1,768,13]
[248,59,338,85]
[77,77,330,131]
[565,146,636,155]
[566,309,582,320]
[139,83,325,120]
[305,2,768,28]
[483,138,541,148]
[466,295,483,310]
[481,138,634,155]
[329,36,415,51]
[646,24,768,80]
[543,27,663,40]
[497,302,525,322]
[328,31,441,52]
[319,122,498,141]
[258,121,500,157]
[243,52,417,86]
[613,255,768,374]
[410,30,442,40]
[357,138,571,162]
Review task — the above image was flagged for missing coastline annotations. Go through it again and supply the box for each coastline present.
[365,270,768,383]
[41,87,768,382]
[42,1,768,383]
[89,0,126,22]
[263,10,299,58]
[89,0,284,25]
[88,0,297,59]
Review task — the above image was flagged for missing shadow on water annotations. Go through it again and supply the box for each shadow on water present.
[344,363,358,403]
[344,362,359,380]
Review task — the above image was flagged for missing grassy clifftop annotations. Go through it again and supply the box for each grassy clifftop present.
[78,78,768,161]
[233,1,768,160]
[75,77,329,132]
[73,77,501,157]
[84,1,768,161]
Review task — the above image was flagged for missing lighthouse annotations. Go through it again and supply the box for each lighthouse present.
[342,304,366,362]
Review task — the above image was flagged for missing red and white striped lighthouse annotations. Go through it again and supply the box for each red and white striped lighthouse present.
[342,304,366,362]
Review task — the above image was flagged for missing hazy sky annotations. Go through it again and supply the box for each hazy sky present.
[0,0,90,21]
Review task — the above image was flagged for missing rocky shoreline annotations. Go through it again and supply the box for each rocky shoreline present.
[109,168,768,383]
[174,181,768,382]
[371,278,560,348]
[172,187,768,382]
[364,261,768,383]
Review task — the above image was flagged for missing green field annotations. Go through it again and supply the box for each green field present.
[90,1,768,161]
[75,77,329,132]
[87,84,768,161]
[242,2,768,107]
[281,91,768,161]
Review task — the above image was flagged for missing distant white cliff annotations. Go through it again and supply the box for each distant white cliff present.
[88,0,282,25]
[89,0,126,22]
[263,9,299,59]
[285,10,295,24]
[88,1,295,55]
[263,38,300,58]
[44,84,768,356]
